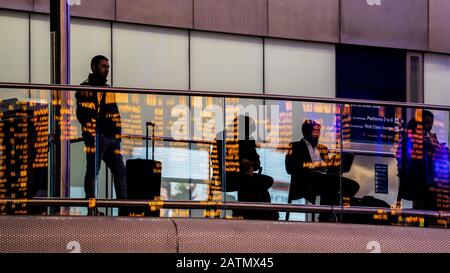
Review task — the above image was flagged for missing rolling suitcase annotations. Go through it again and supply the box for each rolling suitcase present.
[126,122,162,216]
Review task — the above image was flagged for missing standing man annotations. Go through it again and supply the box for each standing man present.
[397,110,450,227]
[75,55,127,215]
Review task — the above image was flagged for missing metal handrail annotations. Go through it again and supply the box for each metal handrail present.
[1,82,450,111]
[1,198,449,218]
[70,135,216,145]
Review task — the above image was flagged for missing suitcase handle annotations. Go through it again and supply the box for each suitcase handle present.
[146,122,155,160]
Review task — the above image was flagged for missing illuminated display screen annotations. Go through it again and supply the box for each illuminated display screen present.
[258,148,290,183]
[132,147,210,181]
[349,105,400,144]
[0,98,48,215]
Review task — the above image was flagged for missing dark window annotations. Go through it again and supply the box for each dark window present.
[336,44,406,102]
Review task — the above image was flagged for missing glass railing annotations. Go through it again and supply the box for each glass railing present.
[0,83,449,229]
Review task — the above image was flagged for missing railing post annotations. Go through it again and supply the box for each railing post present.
[50,0,71,210]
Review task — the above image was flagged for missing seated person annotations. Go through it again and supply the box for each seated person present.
[285,120,360,222]
[217,115,279,221]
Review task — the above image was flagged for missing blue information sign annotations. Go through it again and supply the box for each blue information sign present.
[374,164,388,194]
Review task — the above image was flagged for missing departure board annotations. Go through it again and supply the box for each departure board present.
[0,99,48,215]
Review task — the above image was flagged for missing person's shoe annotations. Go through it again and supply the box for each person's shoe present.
[87,207,104,216]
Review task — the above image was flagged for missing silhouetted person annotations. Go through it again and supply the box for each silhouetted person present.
[397,118,427,206]
[218,115,279,220]
[75,55,127,215]
[397,110,449,216]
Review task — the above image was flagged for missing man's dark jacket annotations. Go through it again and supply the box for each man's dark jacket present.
[285,139,328,201]
[75,73,121,143]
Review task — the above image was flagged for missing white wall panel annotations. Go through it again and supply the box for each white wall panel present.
[425,53,450,106]
[265,39,335,98]
[0,10,29,100]
[113,23,189,89]
[71,18,111,85]
[30,14,50,84]
[191,31,263,93]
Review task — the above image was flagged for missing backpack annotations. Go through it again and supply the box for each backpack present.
[285,151,294,175]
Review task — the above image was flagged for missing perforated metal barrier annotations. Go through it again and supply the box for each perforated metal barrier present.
[1,216,449,253]
[0,216,177,253]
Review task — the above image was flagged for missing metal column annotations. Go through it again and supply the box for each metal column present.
[50,0,71,203]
